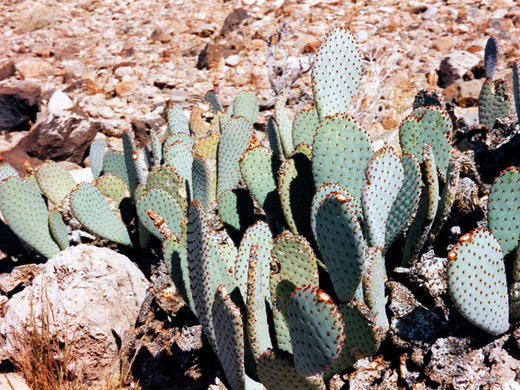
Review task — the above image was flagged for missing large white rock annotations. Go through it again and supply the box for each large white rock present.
[48,90,73,116]
[0,245,149,381]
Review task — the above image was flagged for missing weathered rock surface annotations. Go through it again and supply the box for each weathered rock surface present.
[438,51,481,88]
[0,245,149,381]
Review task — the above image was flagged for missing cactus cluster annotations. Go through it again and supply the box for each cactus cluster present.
[2,26,520,390]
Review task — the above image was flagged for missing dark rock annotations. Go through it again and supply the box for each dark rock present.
[438,51,480,88]
[220,8,249,37]
[16,110,98,164]
[0,85,41,132]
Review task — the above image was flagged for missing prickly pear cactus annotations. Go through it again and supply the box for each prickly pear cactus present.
[292,108,319,148]
[412,89,444,109]
[167,104,190,135]
[288,286,344,376]
[48,209,69,250]
[0,176,60,259]
[399,106,452,177]
[484,36,500,79]
[70,183,133,247]
[361,147,404,248]
[35,161,76,205]
[446,229,509,336]
[232,91,259,125]
[478,79,511,129]
[488,167,520,261]
[0,163,19,181]
[312,27,361,119]
[513,60,520,125]
[312,114,373,201]
[257,349,326,390]
[89,139,107,180]
[274,90,294,157]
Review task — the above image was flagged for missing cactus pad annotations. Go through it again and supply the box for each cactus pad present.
[312,115,373,201]
[361,147,404,248]
[163,140,193,186]
[270,232,319,352]
[312,27,361,119]
[478,78,511,129]
[274,90,294,157]
[257,349,326,390]
[192,154,212,208]
[95,174,129,205]
[292,108,319,148]
[35,161,76,205]
[362,247,388,331]
[488,167,520,260]
[446,228,509,336]
[70,183,132,246]
[48,209,69,250]
[136,188,184,240]
[313,191,366,302]
[0,176,60,259]
[0,163,19,182]
[102,149,139,195]
[194,131,220,161]
[399,106,452,177]
[240,145,283,221]
[89,138,107,180]
[484,36,500,79]
[205,91,224,113]
[167,104,189,135]
[233,91,259,125]
[385,153,422,251]
[288,286,344,376]
[146,165,187,212]
[513,60,520,125]
[217,117,252,195]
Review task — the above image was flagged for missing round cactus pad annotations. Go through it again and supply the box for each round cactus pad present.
[447,229,509,336]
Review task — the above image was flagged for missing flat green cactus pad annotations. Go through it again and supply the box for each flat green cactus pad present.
[35,161,76,205]
[270,232,319,353]
[312,27,361,119]
[478,78,511,129]
[399,106,452,177]
[488,167,520,261]
[212,284,247,390]
[324,301,383,379]
[95,174,129,205]
[163,140,193,186]
[0,176,60,259]
[513,60,520,125]
[362,247,388,332]
[89,138,107,180]
[240,145,283,221]
[267,117,283,158]
[484,36,500,79]
[246,244,274,363]
[278,153,314,238]
[164,132,194,151]
[447,228,509,336]
[194,131,220,161]
[205,91,224,113]
[312,115,373,201]
[274,90,293,157]
[218,188,255,242]
[292,108,319,148]
[136,188,184,240]
[385,153,422,251]
[233,91,259,125]
[149,128,162,166]
[187,200,233,351]
[192,155,212,209]
[0,163,19,182]
[217,117,252,196]
[288,286,344,376]
[167,104,189,135]
[313,191,365,302]
[257,349,326,390]
[48,209,69,250]
[235,220,273,300]
[146,165,187,213]
[103,149,139,195]
[70,182,132,246]
[361,147,404,248]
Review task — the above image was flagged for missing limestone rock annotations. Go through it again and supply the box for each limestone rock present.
[0,245,149,381]
[48,90,73,116]
[438,50,480,88]
[15,59,52,79]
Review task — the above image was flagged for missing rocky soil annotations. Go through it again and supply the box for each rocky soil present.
[1,0,520,389]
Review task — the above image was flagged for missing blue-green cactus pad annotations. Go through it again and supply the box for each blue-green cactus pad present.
[70,182,132,246]
[288,286,344,376]
[312,27,361,119]
[274,90,293,157]
[167,104,190,135]
[48,209,69,250]
[312,115,373,201]
[0,163,19,182]
[89,138,107,180]
[0,176,60,259]
[447,228,509,336]
[35,161,76,205]
[233,91,259,125]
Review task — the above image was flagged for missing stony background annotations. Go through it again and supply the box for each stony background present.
[1,0,520,389]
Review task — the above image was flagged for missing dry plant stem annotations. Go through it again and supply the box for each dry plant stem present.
[262,23,313,108]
